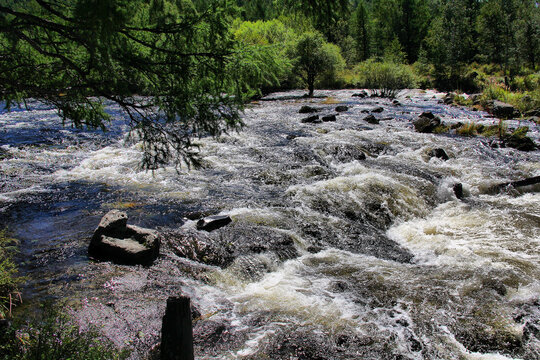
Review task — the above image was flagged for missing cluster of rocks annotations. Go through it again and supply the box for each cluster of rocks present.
[89,211,234,266]
[299,105,346,124]
[413,112,443,133]
[299,101,397,125]
[88,210,160,266]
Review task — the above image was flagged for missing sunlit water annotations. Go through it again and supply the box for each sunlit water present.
[1,90,539,359]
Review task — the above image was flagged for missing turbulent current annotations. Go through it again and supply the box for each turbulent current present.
[1,90,539,359]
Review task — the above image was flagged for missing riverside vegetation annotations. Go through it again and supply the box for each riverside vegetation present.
[0,0,539,359]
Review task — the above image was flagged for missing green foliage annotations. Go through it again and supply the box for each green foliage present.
[511,126,529,138]
[481,81,540,114]
[232,19,294,96]
[0,229,20,320]
[355,60,416,98]
[292,31,345,96]
[0,305,129,360]
[456,122,480,137]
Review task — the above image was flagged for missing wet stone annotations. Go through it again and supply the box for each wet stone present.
[364,114,379,124]
[370,106,384,113]
[196,215,232,232]
[322,114,337,122]
[301,115,322,124]
[299,105,319,114]
[335,105,349,112]
[414,114,441,133]
[88,210,160,266]
[428,148,449,161]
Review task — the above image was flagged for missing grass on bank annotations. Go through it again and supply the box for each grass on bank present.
[1,230,129,359]
[0,229,21,320]
[0,305,130,360]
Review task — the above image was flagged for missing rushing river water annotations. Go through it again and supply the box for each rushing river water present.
[1,90,539,359]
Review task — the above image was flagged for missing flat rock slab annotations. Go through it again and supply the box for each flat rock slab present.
[89,210,160,265]
[197,215,232,232]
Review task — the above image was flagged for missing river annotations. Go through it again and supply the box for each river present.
[1,89,539,359]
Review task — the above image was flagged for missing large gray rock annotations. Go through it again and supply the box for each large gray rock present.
[335,105,349,112]
[490,100,516,119]
[414,112,441,133]
[89,210,160,265]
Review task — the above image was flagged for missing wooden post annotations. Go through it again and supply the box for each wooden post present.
[161,296,194,360]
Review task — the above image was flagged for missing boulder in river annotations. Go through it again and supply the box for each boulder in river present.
[352,91,367,98]
[428,148,449,161]
[414,112,441,133]
[524,109,540,117]
[322,114,337,122]
[502,134,537,151]
[197,215,232,232]
[301,115,321,124]
[392,99,401,106]
[488,100,517,119]
[299,105,319,114]
[370,106,384,113]
[443,93,456,105]
[89,210,160,265]
[364,114,379,124]
[526,116,540,125]
[335,105,349,112]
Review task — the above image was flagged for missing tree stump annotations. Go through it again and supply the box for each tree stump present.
[161,296,194,360]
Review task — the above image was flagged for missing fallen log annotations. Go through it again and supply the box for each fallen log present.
[487,176,540,194]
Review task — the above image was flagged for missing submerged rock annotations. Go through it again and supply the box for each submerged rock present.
[196,215,232,232]
[370,106,384,113]
[89,210,160,265]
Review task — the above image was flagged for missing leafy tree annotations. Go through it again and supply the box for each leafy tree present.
[292,31,345,97]
[0,0,251,169]
[232,19,294,94]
